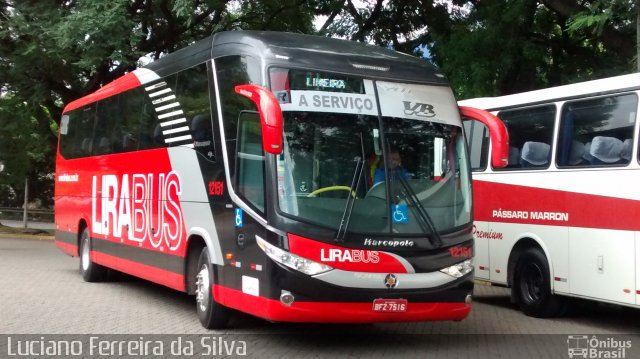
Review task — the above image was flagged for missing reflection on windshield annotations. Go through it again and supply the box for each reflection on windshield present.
[276,112,471,236]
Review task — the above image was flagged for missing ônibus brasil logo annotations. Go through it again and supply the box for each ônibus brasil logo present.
[91,172,184,251]
[567,335,632,359]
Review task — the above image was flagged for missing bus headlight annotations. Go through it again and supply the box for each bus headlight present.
[256,236,333,276]
[440,259,473,278]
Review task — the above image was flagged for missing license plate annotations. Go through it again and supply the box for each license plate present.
[372,298,408,312]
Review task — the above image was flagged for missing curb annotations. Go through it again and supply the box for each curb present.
[0,233,55,241]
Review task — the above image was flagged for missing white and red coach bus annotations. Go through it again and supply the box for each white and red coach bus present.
[460,73,640,317]
[55,31,507,328]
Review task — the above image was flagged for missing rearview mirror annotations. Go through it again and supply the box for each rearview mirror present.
[234,84,284,155]
[459,106,509,168]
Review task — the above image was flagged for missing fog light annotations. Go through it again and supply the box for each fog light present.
[280,290,295,306]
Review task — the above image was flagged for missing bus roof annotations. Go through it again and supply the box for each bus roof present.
[145,30,448,85]
[64,31,448,113]
[458,72,640,111]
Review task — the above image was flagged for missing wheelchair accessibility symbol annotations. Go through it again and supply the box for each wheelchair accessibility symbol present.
[392,204,408,224]
[235,208,243,228]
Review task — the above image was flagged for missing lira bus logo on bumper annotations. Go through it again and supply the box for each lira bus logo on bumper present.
[91,171,183,251]
[320,248,380,263]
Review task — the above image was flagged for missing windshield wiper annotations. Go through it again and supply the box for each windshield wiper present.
[396,175,443,248]
[335,158,364,242]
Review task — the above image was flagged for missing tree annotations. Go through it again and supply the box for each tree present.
[0,97,56,207]
[428,0,637,98]
[0,0,314,207]
[314,0,453,57]
[1,0,637,208]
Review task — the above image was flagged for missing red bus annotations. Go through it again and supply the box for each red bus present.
[55,31,508,328]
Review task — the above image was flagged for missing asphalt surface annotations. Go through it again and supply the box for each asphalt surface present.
[0,237,638,358]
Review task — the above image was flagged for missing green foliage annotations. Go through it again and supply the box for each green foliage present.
[52,1,137,71]
[567,11,611,36]
[566,0,633,36]
[0,97,56,207]
[0,0,314,207]
[0,0,637,208]
[226,0,315,32]
[428,0,637,98]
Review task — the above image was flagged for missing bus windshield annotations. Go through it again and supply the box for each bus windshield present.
[272,69,471,236]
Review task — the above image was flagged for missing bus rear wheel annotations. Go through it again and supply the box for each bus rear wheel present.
[79,227,107,282]
[513,248,566,317]
[195,248,230,329]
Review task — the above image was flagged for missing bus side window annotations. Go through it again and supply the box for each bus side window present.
[59,106,96,159]
[138,94,162,150]
[174,63,215,159]
[236,111,265,213]
[496,105,555,170]
[119,88,146,152]
[557,93,638,167]
[462,119,489,171]
[215,55,262,182]
[94,96,119,156]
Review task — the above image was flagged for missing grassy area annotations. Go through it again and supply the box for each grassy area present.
[0,223,53,236]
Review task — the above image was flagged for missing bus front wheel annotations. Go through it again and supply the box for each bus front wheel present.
[79,227,107,282]
[195,248,230,329]
[513,248,566,317]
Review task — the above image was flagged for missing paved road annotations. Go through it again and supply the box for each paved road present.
[0,237,638,358]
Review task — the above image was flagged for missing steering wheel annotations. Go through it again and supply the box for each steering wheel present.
[307,186,356,198]
[364,181,386,199]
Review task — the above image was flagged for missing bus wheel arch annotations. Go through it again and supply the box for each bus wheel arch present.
[508,237,566,317]
[185,235,206,295]
[77,219,88,257]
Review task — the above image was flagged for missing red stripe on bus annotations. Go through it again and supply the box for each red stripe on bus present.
[92,250,185,292]
[474,180,640,231]
[288,233,410,273]
[213,285,470,323]
[63,72,142,113]
[55,240,77,257]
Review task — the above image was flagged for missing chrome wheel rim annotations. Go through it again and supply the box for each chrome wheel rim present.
[195,264,210,312]
[81,235,90,271]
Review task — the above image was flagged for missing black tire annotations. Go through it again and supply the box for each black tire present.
[79,227,107,282]
[195,248,230,329]
[513,248,566,317]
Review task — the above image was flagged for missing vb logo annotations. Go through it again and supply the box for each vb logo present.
[403,101,436,118]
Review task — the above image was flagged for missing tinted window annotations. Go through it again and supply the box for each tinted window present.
[557,94,637,167]
[120,87,149,151]
[463,120,489,171]
[59,106,96,159]
[236,112,265,212]
[215,55,261,179]
[59,63,213,159]
[175,64,215,160]
[94,96,119,156]
[497,105,556,169]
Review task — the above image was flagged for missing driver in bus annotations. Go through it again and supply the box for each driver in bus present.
[373,147,410,185]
